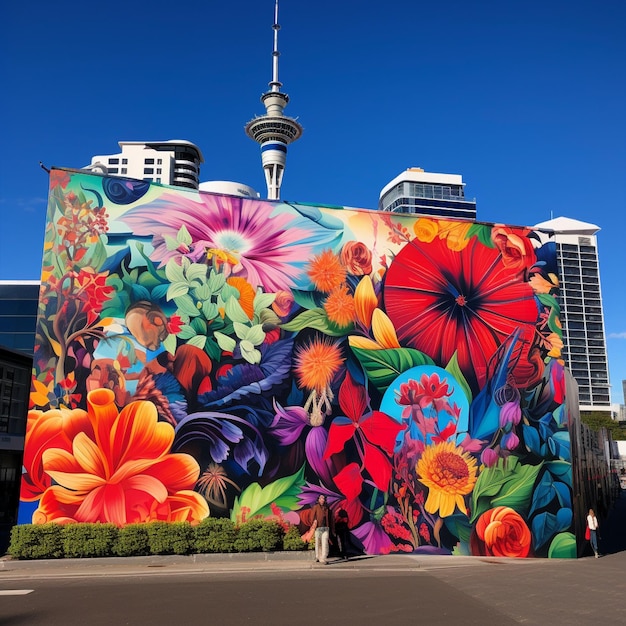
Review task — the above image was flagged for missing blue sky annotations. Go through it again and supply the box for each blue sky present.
[1,0,625,403]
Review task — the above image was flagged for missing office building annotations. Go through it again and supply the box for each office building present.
[535,217,611,413]
[245,0,302,200]
[378,167,477,220]
[88,140,204,189]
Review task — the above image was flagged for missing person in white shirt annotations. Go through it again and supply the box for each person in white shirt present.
[587,508,600,557]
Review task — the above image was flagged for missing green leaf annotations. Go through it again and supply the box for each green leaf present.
[190,317,208,335]
[177,224,193,246]
[230,467,306,521]
[253,291,276,312]
[350,346,435,393]
[186,263,208,285]
[467,223,495,248]
[165,259,186,284]
[259,308,282,327]
[174,294,201,318]
[193,283,211,301]
[246,324,266,346]
[470,458,543,524]
[547,532,576,559]
[177,324,197,340]
[233,321,251,340]
[291,289,322,310]
[240,340,261,364]
[214,331,236,353]
[162,333,177,355]
[164,234,180,251]
[280,308,350,337]
[201,300,219,320]
[167,282,189,300]
[225,296,250,324]
[188,334,207,350]
[207,271,226,293]
[444,352,473,404]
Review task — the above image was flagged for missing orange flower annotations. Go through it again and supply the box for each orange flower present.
[308,249,346,293]
[413,218,439,243]
[226,276,256,319]
[354,275,378,328]
[340,241,373,276]
[324,284,356,327]
[295,337,343,393]
[471,506,532,557]
[438,221,472,251]
[416,441,478,517]
[31,389,208,526]
[294,336,343,426]
[491,225,537,272]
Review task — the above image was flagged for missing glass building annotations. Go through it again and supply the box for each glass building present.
[534,218,612,412]
[0,280,39,548]
[378,167,477,220]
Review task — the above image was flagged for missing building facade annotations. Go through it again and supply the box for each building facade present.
[535,217,611,413]
[378,167,477,220]
[89,140,204,189]
[0,281,39,550]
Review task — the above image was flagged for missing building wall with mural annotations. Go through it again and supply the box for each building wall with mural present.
[18,168,575,558]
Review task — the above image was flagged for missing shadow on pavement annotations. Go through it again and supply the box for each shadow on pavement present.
[599,490,626,555]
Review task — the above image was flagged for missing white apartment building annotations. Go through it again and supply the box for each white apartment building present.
[378,167,477,220]
[88,140,204,189]
[535,217,612,413]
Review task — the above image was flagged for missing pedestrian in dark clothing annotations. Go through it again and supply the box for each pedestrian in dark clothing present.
[334,508,351,559]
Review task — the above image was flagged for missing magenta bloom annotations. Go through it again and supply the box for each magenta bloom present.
[120,193,317,291]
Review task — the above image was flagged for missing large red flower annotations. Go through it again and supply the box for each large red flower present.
[383,235,538,390]
[324,373,404,497]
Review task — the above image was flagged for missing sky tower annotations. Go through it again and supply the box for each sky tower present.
[245,0,302,200]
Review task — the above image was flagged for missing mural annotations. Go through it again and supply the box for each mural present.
[19,168,575,558]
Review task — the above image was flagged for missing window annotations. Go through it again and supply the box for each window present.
[157,158,162,165]
[108,168,119,174]
[121,168,127,174]
[108,158,119,164]
[156,168,162,174]
[122,158,128,164]
[156,178,161,183]
[145,158,155,164]
[144,168,154,174]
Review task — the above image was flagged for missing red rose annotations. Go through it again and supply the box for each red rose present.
[471,506,532,557]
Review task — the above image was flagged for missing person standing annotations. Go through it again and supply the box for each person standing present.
[334,508,351,559]
[587,508,601,557]
[311,495,333,564]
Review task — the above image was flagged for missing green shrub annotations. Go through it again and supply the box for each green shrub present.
[194,517,238,553]
[234,519,284,552]
[115,524,151,557]
[62,523,118,558]
[282,525,308,551]
[146,521,193,555]
[8,523,64,560]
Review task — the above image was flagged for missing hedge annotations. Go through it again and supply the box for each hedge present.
[7,519,305,560]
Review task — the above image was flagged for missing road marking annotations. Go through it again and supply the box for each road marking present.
[0,589,34,595]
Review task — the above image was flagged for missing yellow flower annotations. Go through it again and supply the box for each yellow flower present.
[438,221,472,251]
[354,275,378,327]
[416,441,478,517]
[413,218,439,243]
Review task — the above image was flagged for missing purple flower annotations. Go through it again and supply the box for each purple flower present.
[499,401,522,430]
[351,520,394,555]
[480,447,499,467]
[502,432,520,451]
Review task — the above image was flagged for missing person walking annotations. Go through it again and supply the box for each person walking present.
[311,495,333,564]
[587,508,601,557]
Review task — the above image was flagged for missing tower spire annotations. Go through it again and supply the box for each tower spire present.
[245,0,302,200]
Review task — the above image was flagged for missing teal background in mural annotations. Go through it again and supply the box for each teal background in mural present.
[19,169,574,558]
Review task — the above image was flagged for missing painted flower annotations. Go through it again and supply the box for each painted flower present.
[491,226,537,272]
[470,506,532,557]
[396,373,453,412]
[120,193,318,292]
[31,389,208,526]
[324,373,405,496]
[272,290,295,318]
[384,235,539,390]
[308,249,346,293]
[50,169,70,189]
[413,218,439,243]
[74,268,115,324]
[416,441,478,517]
[340,240,373,276]
[294,336,343,424]
[323,284,356,327]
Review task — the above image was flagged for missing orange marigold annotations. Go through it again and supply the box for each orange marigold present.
[308,250,346,293]
[324,284,356,328]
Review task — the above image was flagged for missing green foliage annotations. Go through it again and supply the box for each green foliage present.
[115,524,151,557]
[233,520,285,552]
[62,523,118,558]
[193,517,238,553]
[8,523,64,560]
[282,525,308,551]
[580,411,626,441]
[146,521,194,555]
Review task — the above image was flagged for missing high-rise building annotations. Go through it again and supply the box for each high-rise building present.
[245,0,302,200]
[378,167,477,220]
[88,140,204,189]
[535,217,612,413]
